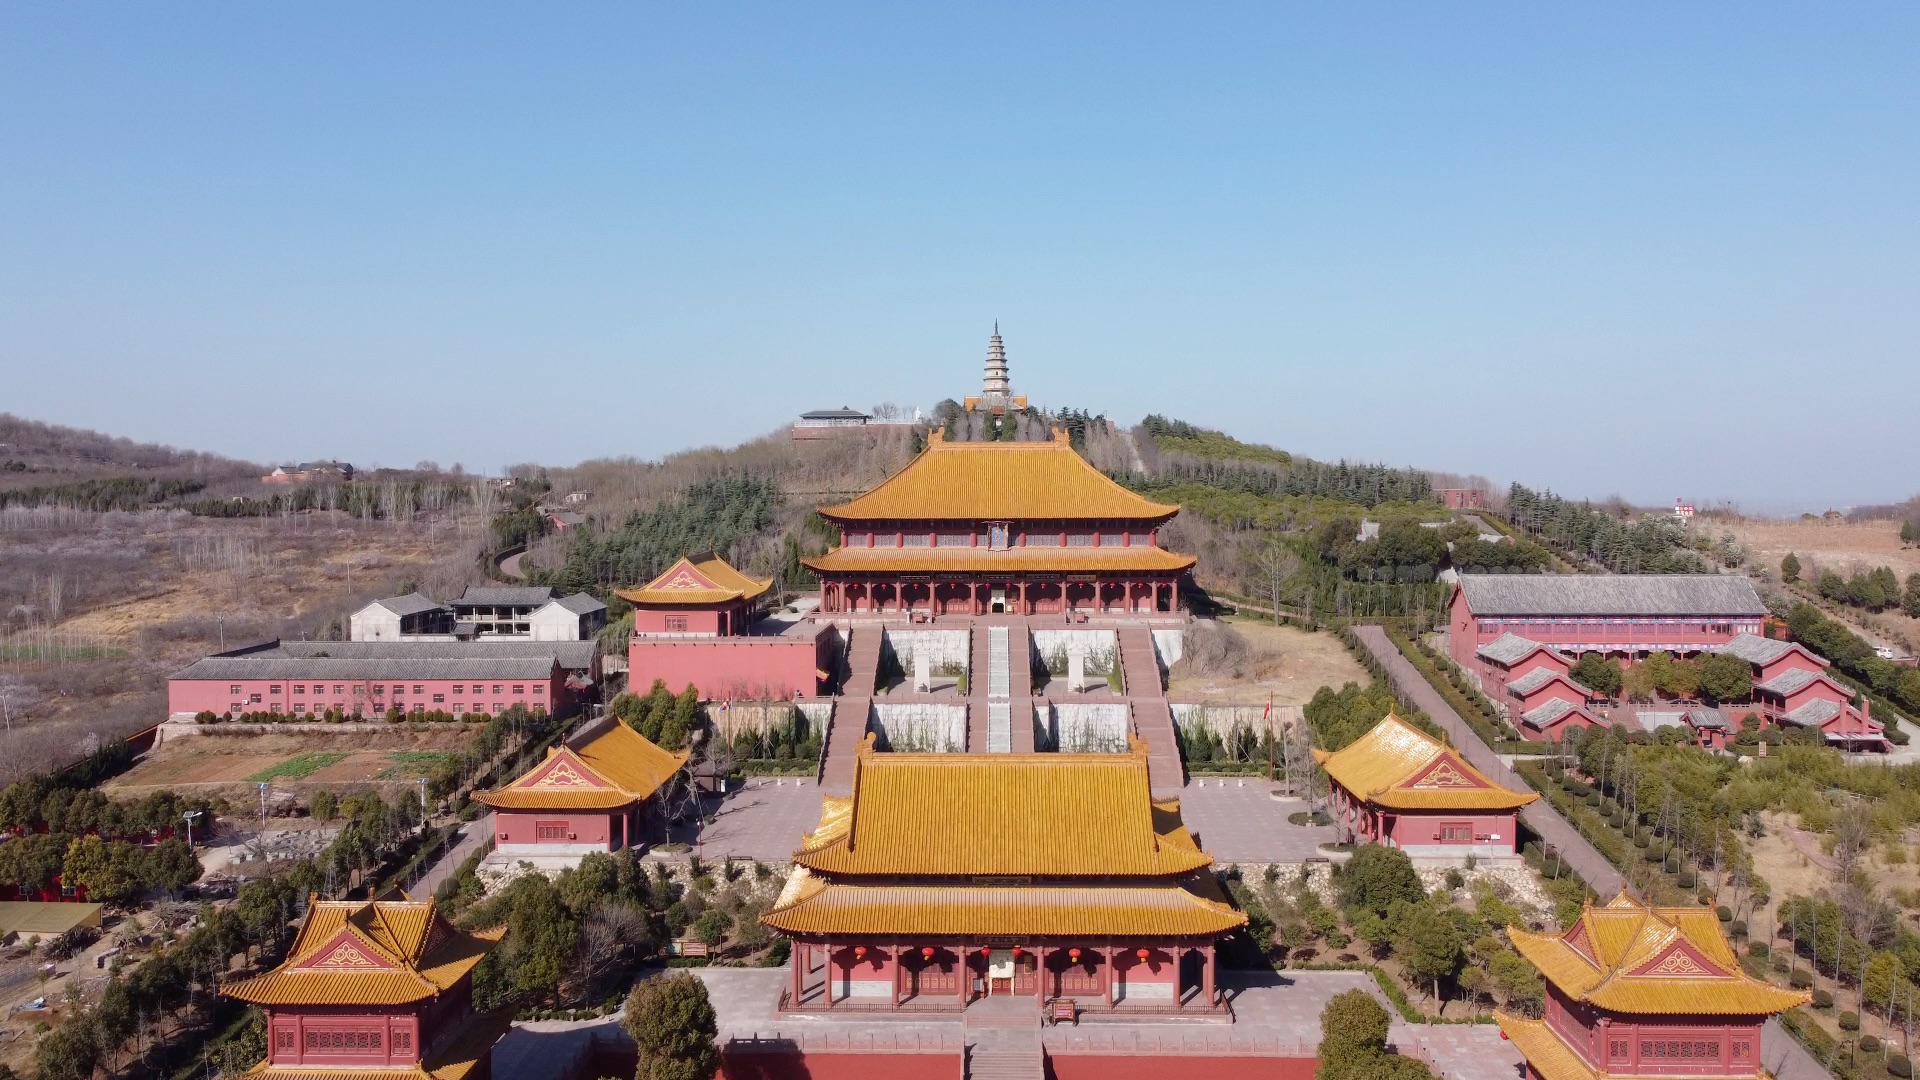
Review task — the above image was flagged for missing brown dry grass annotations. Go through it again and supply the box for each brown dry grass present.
[102,727,475,797]
[1721,516,1920,648]
[1168,616,1371,705]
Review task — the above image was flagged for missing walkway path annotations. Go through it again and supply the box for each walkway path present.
[409,818,488,899]
[1351,625,1834,1080]
[1350,626,1623,897]
[1118,627,1183,797]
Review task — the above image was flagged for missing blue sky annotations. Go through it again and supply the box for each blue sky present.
[2,5,1916,510]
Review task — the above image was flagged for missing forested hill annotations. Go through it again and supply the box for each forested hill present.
[0,413,260,491]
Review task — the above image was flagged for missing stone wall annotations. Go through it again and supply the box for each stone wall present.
[1040,702,1131,753]
[882,629,970,676]
[1171,703,1304,740]
[871,703,966,753]
[1031,629,1118,675]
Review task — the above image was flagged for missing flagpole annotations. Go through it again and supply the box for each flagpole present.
[1266,693,1275,783]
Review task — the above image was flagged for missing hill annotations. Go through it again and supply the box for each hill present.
[0,413,262,493]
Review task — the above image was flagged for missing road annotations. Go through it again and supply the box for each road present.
[409,818,490,899]
[496,547,528,580]
[1350,624,1834,1080]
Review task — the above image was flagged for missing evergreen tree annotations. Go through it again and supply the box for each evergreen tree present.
[624,972,720,1080]
[1780,551,1801,583]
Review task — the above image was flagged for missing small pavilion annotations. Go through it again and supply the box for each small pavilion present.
[473,718,687,861]
[1312,713,1537,862]
[761,736,1244,1014]
[1498,891,1807,1079]
[615,552,773,637]
[221,895,507,1080]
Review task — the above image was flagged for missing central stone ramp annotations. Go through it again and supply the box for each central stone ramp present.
[1117,627,1183,798]
[819,627,882,795]
[965,996,1043,1080]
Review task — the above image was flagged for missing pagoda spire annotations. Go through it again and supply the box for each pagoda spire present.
[983,324,1011,400]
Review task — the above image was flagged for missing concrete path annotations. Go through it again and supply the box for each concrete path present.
[1350,625,1624,897]
[1763,1017,1841,1080]
[410,818,489,899]
[1177,780,1336,863]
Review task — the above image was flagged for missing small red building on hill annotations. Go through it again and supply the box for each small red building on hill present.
[472,717,686,860]
[221,896,507,1080]
[1312,715,1537,862]
[1498,892,1806,1079]
[616,553,832,701]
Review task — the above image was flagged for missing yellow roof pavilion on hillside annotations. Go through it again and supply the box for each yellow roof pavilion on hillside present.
[613,552,772,607]
[815,429,1180,522]
[472,720,688,811]
[242,1011,511,1080]
[1504,890,1808,1016]
[792,735,1212,878]
[221,897,505,1008]
[1311,713,1537,811]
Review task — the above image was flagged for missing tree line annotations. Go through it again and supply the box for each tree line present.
[1788,602,1920,717]
[525,473,783,595]
[1504,484,1709,572]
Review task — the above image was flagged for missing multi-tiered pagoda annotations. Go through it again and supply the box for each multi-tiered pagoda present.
[221,896,507,1080]
[762,735,1244,1013]
[1497,892,1807,1079]
[804,428,1194,616]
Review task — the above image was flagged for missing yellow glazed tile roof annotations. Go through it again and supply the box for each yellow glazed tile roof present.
[222,898,505,1007]
[1507,891,1808,1016]
[793,736,1213,878]
[817,430,1181,522]
[803,546,1196,574]
[473,722,688,810]
[1493,1014,1598,1080]
[761,868,1246,937]
[1310,714,1537,811]
[614,552,772,606]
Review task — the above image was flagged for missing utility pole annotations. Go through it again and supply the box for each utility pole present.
[256,782,271,837]
[183,809,202,849]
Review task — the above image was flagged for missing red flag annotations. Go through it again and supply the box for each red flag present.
[1263,694,1272,721]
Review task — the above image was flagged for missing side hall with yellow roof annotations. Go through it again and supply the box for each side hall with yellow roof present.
[472,714,687,863]
[805,428,1194,616]
[761,735,1245,1016]
[1496,890,1806,1079]
[220,895,509,1080]
[1312,712,1537,863]
[613,550,834,701]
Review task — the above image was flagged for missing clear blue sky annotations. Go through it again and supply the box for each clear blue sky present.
[3,5,1916,510]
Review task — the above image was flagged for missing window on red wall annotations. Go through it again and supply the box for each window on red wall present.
[394,1030,412,1051]
[536,821,568,841]
[1439,823,1472,842]
[665,616,689,631]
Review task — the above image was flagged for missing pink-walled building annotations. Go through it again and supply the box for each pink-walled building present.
[167,640,598,720]
[1450,574,1767,669]
[617,553,832,700]
[1438,488,1488,511]
[1723,633,1886,750]
[474,716,687,860]
[1312,715,1537,862]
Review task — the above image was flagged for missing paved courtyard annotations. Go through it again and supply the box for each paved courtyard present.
[1176,779,1337,863]
[681,776,824,862]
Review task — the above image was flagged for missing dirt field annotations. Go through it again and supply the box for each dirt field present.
[102,727,475,800]
[1724,518,1920,581]
[1168,617,1372,705]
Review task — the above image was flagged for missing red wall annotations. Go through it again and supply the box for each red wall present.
[1451,587,1765,663]
[267,1007,421,1068]
[169,672,563,718]
[493,809,619,847]
[1386,811,1519,848]
[714,1054,1317,1080]
[628,629,831,701]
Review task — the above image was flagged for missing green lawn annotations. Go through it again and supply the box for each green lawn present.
[246,752,351,783]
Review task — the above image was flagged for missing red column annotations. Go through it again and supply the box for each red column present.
[891,945,901,1009]
[1203,942,1216,1007]
[959,946,969,1007]
[1104,946,1115,1007]
[791,940,803,1005]
[1035,945,1049,1004]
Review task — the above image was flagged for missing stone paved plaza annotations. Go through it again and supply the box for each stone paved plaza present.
[1174,780,1337,863]
[682,776,824,861]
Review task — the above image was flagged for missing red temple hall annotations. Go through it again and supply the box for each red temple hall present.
[221,896,507,1080]
[1497,892,1806,1079]
[805,429,1195,616]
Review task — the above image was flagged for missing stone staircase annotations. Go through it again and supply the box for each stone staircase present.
[820,628,881,794]
[986,626,1011,751]
[1117,627,1183,798]
[964,998,1043,1080]
[1005,623,1035,752]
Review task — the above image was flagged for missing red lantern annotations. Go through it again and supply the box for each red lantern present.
[980,946,991,955]
[922,947,935,960]
[853,946,867,960]
[1499,1031,1509,1041]
[1136,948,1150,961]
[1011,946,1023,957]
[1068,948,1082,962]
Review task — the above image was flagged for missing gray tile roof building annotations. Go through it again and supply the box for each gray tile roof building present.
[1506,668,1593,697]
[551,593,607,615]
[1476,632,1556,666]
[1457,574,1766,617]
[1781,699,1843,727]
[367,592,449,617]
[1721,633,1810,668]
[171,655,559,681]
[454,586,559,608]
[1685,706,1729,730]
[194,639,600,673]
[1757,668,1823,697]
[1520,698,1585,730]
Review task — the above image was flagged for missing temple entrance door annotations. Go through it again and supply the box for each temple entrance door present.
[990,587,1007,614]
[987,950,1015,994]
[1012,953,1038,996]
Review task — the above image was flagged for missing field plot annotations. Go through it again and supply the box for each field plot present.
[102,728,473,798]
[1724,518,1920,580]
[1169,617,1371,705]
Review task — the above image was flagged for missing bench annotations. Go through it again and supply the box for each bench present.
[1048,998,1078,1026]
